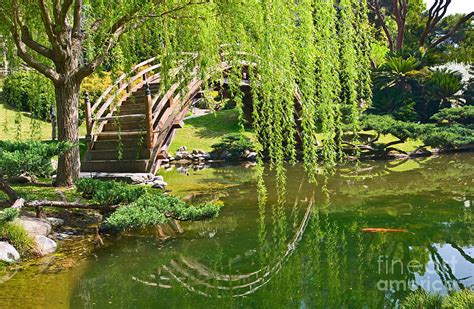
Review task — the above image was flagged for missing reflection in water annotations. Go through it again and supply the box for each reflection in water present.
[66,154,473,308]
[1,154,472,308]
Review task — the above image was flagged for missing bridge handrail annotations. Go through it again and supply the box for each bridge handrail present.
[85,57,162,136]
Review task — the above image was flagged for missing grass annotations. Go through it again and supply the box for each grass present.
[0,101,86,141]
[0,222,35,258]
[168,108,254,154]
[169,108,424,156]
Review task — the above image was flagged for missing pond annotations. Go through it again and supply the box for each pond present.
[0,153,472,308]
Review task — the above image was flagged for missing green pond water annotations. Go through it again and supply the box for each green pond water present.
[1,153,473,308]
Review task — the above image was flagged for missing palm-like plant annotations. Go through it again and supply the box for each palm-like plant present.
[371,56,425,121]
[418,69,464,121]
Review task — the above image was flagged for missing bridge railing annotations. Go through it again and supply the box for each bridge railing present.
[84,57,162,142]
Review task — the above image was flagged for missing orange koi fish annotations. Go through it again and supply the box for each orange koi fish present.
[361,228,411,233]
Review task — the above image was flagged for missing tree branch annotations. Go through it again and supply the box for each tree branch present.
[426,11,474,51]
[74,0,210,80]
[0,179,19,203]
[20,26,56,60]
[368,0,394,51]
[10,4,60,83]
[420,0,451,48]
[72,0,82,38]
[37,0,57,44]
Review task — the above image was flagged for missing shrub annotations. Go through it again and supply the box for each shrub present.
[362,114,422,142]
[0,222,35,257]
[443,290,474,309]
[431,106,474,125]
[0,141,71,178]
[401,289,443,308]
[1,70,54,120]
[420,124,474,148]
[0,208,19,224]
[75,178,146,205]
[401,289,474,309]
[362,114,474,149]
[103,192,220,231]
[211,133,254,159]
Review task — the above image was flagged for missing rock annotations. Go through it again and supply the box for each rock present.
[168,156,175,162]
[175,151,189,160]
[243,149,251,157]
[79,172,155,184]
[154,175,164,182]
[246,152,257,162]
[202,153,211,160]
[0,242,20,263]
[34,235,57,255]
[9,173,36,184]
[46,217,64,227]
[14,216,52,237]
[220,150,232,159]
[178,146,187,152]
[152,180,168,189]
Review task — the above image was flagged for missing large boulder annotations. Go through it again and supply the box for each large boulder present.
[14,216,52,237]
[0,242,20,263]
[34,235,57,255]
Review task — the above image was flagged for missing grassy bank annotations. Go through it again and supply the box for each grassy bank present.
[169,108,423,155]
[168,109,254,154]
[0,101,86,141]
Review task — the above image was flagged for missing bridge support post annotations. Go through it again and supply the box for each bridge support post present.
[144,83,153,149]
[84,92,92,150]
[84,92,92,133]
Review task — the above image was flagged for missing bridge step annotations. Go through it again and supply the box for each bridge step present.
[97,114,145,121]
[103,120,146,132]
[93,139,148,150]
[87,148,151,160]
[119,106,146,115]
[96,131,147,141]
[81,159,149,173]
[118,103,146,113]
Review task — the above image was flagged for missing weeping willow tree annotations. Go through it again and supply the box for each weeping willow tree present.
[0,0,372,185]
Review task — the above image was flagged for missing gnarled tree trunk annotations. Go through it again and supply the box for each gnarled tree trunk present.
[54,80,81,187]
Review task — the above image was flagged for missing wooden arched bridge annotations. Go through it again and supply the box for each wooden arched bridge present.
[81,55,254,173]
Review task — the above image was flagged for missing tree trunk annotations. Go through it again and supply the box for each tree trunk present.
[54,81,81,187]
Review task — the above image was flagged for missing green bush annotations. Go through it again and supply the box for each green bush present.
[420,124,474,148]
[401,289,443,308]
[362,114,474,149]
[362,114,422,141]
[431,106,474,125]
[1,70,54,120]
[0,141,71,178]
[75,178,147,206]
[0,222,35,257]
[443,289,474,308]
[103,192,220,231]
[401,289,474,309]
[0,208,19,224]
[211,133,254,159]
